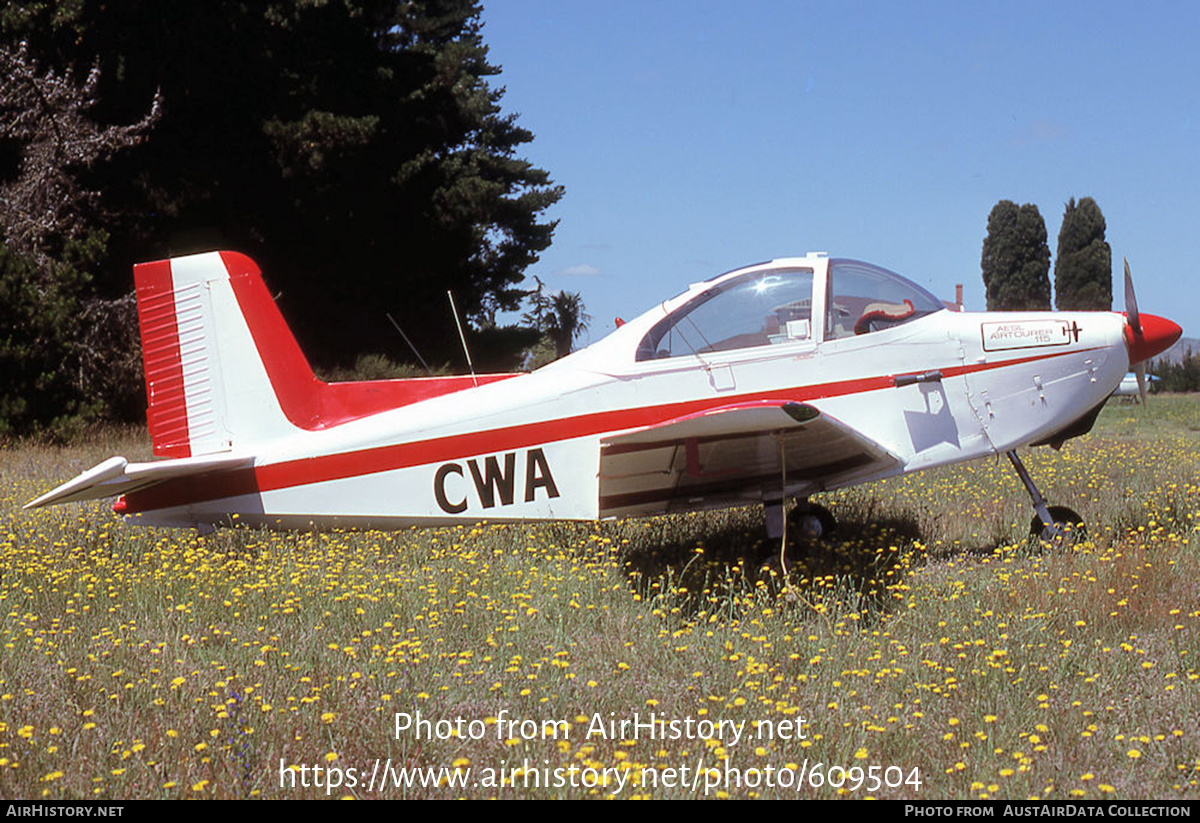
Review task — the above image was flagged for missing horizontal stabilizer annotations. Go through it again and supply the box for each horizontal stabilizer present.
[24,453,254,510]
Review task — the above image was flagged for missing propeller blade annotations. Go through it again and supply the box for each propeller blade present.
[1136,362,1147,404]
[1124,258,1142,336]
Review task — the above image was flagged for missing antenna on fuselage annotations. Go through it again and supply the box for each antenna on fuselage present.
[447,290,479,387]
[385,312,434,376]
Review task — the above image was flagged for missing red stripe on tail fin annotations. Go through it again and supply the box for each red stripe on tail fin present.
[220,251,519,430]
[220,251,323,427]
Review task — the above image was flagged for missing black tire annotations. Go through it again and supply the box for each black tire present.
[789,502,837,540]
[1029,506,1086,542]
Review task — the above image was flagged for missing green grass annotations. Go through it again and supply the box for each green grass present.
[1,396,1198,799]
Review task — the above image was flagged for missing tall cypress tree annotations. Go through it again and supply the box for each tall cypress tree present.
[1054,196,1112,311]
[981,200,1051,311]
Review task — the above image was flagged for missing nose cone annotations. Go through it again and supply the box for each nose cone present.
[1124,313,1183,365]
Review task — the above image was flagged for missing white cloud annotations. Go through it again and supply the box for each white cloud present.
[555,264,602,277]
[1010,119,1071,147]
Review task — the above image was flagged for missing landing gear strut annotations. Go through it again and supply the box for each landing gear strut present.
[765,498,786,540]
[1006,451,1086,542]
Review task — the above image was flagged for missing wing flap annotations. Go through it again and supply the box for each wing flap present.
[24,453,255,509]
[598,401,899,518]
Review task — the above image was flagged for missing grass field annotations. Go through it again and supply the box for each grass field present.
[2,396,1198,799]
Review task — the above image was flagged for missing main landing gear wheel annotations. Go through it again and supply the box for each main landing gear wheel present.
[1030,506,1086,543]
[789,502,837,541]
[757,501,838,582]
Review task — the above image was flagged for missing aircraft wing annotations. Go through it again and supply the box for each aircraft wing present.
[598,400,900,518]
[24,453,255,510]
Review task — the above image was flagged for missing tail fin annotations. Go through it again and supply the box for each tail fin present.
[135,251,519,458]
[135,251,306,456]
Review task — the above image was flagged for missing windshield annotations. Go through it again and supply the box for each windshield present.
[636,267,814,360]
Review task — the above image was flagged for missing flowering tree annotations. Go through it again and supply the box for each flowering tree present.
[0,44,159,436]
[0,43,159,267]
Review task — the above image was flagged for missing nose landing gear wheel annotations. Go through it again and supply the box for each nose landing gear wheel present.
[1030,505,1086,544]
[1007,451,1086,546]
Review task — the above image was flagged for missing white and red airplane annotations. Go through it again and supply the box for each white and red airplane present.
[26,251,1181,540]
[1111,371,1162,402]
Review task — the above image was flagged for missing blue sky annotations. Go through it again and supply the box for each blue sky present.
[478,2,1200,344]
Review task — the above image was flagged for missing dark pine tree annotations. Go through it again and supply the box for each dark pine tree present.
[1054,196,1112,311]
[2,0,563,371]
[981,200,1051,311]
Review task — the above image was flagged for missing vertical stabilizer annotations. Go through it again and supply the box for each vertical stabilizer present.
[134,250,521,459]
[135,251,304,457]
